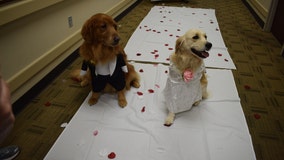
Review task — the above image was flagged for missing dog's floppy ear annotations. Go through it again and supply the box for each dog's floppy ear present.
[175,36,184,53]
[81,17,96,43]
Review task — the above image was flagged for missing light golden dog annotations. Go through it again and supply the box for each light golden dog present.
[164,29,212,126]
[71,13,140,108]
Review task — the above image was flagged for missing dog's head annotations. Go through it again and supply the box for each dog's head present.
[81,13,120,47]
[176,29,212,59]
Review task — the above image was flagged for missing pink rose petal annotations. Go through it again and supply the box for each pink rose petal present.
[93,130,98,136]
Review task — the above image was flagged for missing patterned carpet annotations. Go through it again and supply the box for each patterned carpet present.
[2,0,284,159]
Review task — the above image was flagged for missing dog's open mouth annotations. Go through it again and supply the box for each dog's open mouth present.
[191,48,209,59]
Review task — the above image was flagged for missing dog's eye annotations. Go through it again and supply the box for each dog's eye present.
[193,35,199,39]
[101,24,107,29]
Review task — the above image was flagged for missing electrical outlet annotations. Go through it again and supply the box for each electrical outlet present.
[68,16,73,28]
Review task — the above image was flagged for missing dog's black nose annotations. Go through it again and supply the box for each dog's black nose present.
[113,36,120,44]
[205,42,212,50]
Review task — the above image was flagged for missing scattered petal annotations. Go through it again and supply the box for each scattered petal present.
[224,59,228,62]
[253,113,261,119]
[71,77,80,82]
[136,53,142,56]
[154,54,159,59]
[141,106,146,112]
[155,84,160,88]
[168,47,173,50]
[137,91,143,96]
[218,53,222,56]
[244,85,251,90]
[60,122,68,128]
[108,152,116,159]
[139,69,144,73]
[164,44,169,46]
[148,89,154,93]
[45,101,51,107]
[93,130,98,136]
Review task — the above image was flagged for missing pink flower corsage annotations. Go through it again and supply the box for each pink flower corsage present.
[183,69,193,82]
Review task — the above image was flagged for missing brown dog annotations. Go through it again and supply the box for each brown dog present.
[72,13,140,108]
[164,29,212,126]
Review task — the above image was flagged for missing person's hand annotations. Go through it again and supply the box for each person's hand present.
[0,76,15,144]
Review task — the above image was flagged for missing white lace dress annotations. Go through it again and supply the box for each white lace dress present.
[164,63,205,114]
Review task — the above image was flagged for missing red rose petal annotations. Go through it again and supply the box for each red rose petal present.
[148,89,154,93]
[141,106,145,112]
[71,77,80,82]
[139,69,144,73]
[244,85,251,90]
[165,44,169,46]
[154,54,159,59]
[165,70,168,74]
[168,47,173,50]
[166,58,170,61]
[169,34,173,37]
[108,152,116,159]
[137,91,143,96]
[253,113,261,119]
[218,53,222,56]
[224,59,228,62]
[136,53,141,56]
[45,102,51,107]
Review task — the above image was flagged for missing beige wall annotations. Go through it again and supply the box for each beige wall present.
[0,0,137,103]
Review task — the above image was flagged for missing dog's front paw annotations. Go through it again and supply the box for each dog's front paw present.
[80,79,89,87]
[118,99,127,108]
[132,80,140,88]
[118,90,127,108]
[88,92,100,106]
[88,97,98,106]
[164,112,175,127]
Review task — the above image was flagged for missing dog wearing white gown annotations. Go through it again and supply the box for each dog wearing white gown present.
[164,29,212,126]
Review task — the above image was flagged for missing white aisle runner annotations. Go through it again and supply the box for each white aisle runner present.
[45,63,255,160]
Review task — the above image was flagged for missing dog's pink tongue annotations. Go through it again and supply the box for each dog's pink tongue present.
[201,51,209,58]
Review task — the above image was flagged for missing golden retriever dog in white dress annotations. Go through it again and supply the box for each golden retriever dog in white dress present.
[164,29,212,126]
